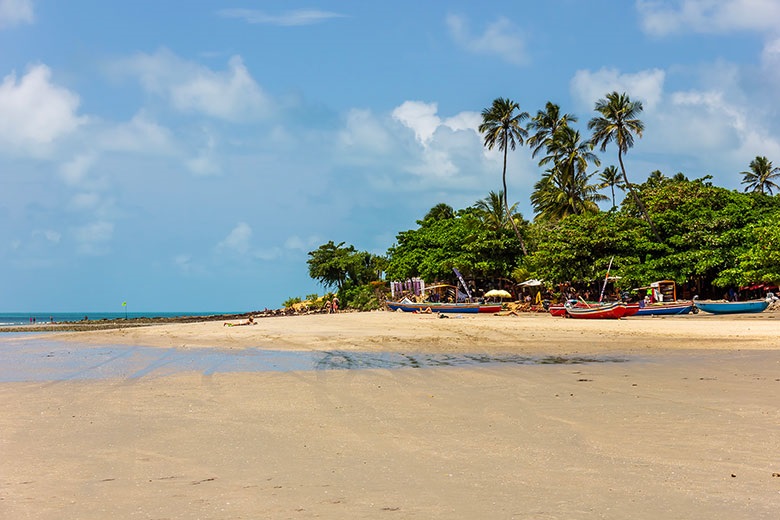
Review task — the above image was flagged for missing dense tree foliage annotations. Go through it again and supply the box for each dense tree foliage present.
[384,207,524,283]
[303,92,780,308]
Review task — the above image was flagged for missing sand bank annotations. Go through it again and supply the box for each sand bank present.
[36,309,780,354]
[1,311,779,519]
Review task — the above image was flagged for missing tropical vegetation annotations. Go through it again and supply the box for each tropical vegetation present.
[299,92,780,310]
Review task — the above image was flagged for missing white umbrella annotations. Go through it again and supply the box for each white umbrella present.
[484,289,512,299]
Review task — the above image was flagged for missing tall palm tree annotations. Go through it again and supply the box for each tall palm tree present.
[741,156,780,195]
[526,101,578,159]
[479,98,529,254]
[588,91,661,241]
[473,190,521,231]
[598,165,623,210]
[531,127,606,220]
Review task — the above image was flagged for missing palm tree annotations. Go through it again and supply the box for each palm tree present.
[531,127,606,220]
[741,156,780,195]
[526,101,578,159]
[598,165,623,210]
[479,97,529,254]
[423,203,455,222]
[588,91,661,241]
[531,168,606,221]
[473,190,521,231]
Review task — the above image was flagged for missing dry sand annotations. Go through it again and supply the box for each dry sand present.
[1,311,779,519]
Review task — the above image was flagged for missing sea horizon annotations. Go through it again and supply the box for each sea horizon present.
[0,310,244,327]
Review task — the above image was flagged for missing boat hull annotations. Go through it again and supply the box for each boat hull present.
[386,301,502,314]
[635,301,694,316]
[565,302,627,319]
[694,300,769,314]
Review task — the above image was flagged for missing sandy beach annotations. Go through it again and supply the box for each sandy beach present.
[1,311,779,518]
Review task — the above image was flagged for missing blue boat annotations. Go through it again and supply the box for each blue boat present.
[635,301,694,316]
[693,298,769,314]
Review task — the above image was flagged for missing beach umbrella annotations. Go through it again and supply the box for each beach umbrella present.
[484,289,512,299]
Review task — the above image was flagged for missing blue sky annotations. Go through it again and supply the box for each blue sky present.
[1,0,779,312]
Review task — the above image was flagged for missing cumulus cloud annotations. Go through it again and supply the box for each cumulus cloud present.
[338,108,394,155]
[114,49,272,121]
[0,0,34,28]
[392,101,441,145]
[218,222,252,254]
[446,14,529,66]
[637,0,780,36]
[392,101,481,147]
[570,67,666,111]
[218,8,345,26]
[0,64,86,151]
[97,112,176,154]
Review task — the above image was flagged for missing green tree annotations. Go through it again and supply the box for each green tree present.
[588,91,661,241]
[386,207,523,283]
[479,97,529,254]
[307,241,385,292]
[526,101,578,159]
[472,190,523,232]
[423,203,455,222]
[741,156,780,195]
[598,165,623,210]
[531,126,605,220]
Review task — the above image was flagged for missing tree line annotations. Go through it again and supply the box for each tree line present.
[304,92,780,309]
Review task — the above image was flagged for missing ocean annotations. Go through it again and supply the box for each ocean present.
[0,311,237,327]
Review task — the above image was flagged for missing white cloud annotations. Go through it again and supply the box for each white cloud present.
[218,8,345,26]
[218,222,252,254]
[0,0,34,28]
[637,0,780,36]
[392,101,441,145]
[97,112,176,154]
[115,49,272,121]
[60,152,98,185]
[186,131,221,176]
[446,14,529,66]
[0,64,86,151]
[570,68,666,111]
[338,108,393,155]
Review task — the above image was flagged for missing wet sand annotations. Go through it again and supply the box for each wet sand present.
[1,311,779,518]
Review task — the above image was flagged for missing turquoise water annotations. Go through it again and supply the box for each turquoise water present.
[0,311,237,327]
[0,337,628,382]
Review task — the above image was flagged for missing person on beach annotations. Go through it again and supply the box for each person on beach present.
[224,316,255,327]
[332,296,339,313]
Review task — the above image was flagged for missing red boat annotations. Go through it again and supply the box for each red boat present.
[564,301,627,319]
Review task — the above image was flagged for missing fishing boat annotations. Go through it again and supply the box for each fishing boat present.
[386,298,502,314]
[549,300,593,317]
[564,301,627,319]
[693,297,769,315]
[635,301,694,316]
[634,280,695,316]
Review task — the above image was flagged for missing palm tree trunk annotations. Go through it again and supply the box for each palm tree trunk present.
[502,141,528,255]
[610,184,615,211]
[618,151,661,241]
